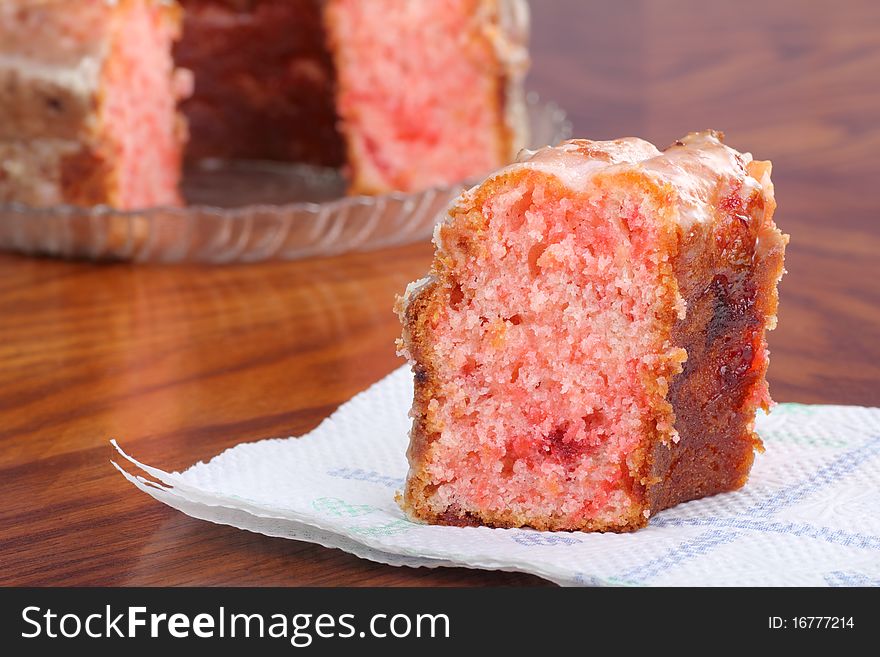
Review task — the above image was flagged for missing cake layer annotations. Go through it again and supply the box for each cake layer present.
[398,131,787,531]
[0,56,100,141]
[0,0,189,209]
[0,0,109,140]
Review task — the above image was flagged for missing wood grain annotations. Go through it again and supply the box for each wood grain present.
[1,1,878,586]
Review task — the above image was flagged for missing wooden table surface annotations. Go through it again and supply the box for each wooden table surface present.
[2,0,879,586]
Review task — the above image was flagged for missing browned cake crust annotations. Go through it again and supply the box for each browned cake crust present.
[647,159,785,511]
[397,133,787,532]
[175,0,345,165]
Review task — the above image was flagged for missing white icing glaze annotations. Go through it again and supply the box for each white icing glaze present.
[0,53,101,98]
[638,132,762,228]
[497,131,767,229]
[516,137,661,190]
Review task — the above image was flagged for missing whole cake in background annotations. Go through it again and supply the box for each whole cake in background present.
[177,0,530,194]
[0,0,529,209]
[0,0,189,209]
[397,131,788,532]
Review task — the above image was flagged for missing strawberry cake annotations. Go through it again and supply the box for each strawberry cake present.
[0,0,190,209]
[397,131,787,532]
[1,0,528,208]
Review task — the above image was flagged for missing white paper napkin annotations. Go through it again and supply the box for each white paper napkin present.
[113,366,880,586]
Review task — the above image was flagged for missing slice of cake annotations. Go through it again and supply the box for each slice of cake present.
[397,131,787,532]
[0,0,190,209]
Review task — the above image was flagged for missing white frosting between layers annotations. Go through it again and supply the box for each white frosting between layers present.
[0,53,101,98]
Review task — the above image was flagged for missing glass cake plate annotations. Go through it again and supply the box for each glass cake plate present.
[0,94,571,263]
